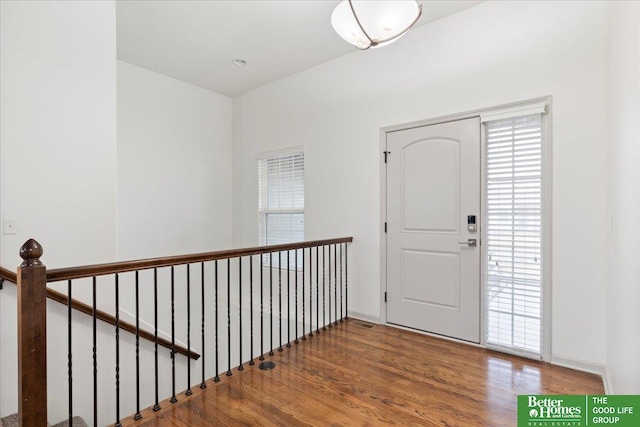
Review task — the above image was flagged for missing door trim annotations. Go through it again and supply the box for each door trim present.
[380,96,553,361]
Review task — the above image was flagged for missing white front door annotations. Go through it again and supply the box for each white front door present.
[386,117,481,343]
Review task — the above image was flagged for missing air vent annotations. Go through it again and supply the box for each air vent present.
[351,320,375,329]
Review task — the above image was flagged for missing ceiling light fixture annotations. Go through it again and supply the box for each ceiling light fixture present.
[232,59,248,67]
[331,0,422,50]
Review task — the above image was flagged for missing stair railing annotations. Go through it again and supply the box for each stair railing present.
[13,236,352,427]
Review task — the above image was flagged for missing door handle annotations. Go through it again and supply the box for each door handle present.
[458,239,477,247]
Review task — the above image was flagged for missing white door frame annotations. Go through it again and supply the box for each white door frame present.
[379,96,553,362]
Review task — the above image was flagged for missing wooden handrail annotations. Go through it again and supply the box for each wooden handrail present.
[46,288,199,360]
[47,237,353,282]
[0,266,17,283]
[1,265,199,360]
[8,237,353,364]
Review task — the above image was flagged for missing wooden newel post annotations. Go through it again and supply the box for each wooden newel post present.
[17,239,47,427]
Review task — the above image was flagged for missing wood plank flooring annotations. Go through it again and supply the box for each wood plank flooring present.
[119,319,603,427]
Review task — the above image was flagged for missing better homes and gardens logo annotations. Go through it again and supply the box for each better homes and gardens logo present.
[520,395,584,426]
[518,395,640,427]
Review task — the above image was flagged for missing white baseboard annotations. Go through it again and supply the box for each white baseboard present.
[550,354,609,392]
[603,365,614,395]
[348,311,381,324]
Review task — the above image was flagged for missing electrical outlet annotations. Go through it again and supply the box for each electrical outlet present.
[3,217,17,235]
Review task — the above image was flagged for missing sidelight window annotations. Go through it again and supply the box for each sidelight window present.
[483,108,545,358]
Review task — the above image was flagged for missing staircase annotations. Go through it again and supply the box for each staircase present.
[0,413,88,427]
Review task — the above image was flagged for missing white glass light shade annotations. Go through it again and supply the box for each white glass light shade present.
[331,0,422,50]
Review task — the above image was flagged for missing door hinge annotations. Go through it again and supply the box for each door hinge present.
[383,150,391,163]
[384,292,387,303]
[384,222,387,233]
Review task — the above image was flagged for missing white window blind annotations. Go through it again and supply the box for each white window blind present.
[258,151,304,265]
[485,114,543,357]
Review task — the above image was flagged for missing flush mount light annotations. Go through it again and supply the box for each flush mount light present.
[232,59,248,67]
[331,0,422,50]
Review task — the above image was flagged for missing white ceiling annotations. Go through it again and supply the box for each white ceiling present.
[116,1,483,97]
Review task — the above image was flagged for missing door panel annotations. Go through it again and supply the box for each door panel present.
[402,249,460,309]
[386,118,480,343]
[402,139,459,232]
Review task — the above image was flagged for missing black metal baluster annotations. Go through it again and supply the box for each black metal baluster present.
[286,251,291,348]
[186,265,193,394]
[249,256,255,365]
[308,247,313,337]
[269,252,274,356]
[171,266,177,403]
[316,247,320,334]
[227,258,232,376]
[278,252,283,351]
[153,269,160,411]
[214,261,220,382]
[328,245,332,329]
[302,247,306,341]
[259,256,264,361]
[340,244,344,323]
[238,257,244,371]
[135,271,142,419]
[345,243,349,320]
[201,262,207,388]
[115,275,121,427]
[334,244,338,326]
[92,276,97,427]
[68,280,73,427]
[295,249,299,344]
[322,246,326,331]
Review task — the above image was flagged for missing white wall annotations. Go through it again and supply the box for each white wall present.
[606,1,640,394]
[232,1,610,366]
[0,0,118,418]
[117,60,233,260]
[0,1,118,269]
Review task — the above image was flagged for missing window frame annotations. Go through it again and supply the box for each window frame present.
[480,100,551,362]
[257,146,305,267]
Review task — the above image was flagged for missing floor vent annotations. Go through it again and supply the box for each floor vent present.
[351,320,375,329]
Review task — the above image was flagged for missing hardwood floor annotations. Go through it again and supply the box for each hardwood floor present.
[118,319,603,427]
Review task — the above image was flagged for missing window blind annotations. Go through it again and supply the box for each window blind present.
[258,151,304,265]
[485,114,543,357]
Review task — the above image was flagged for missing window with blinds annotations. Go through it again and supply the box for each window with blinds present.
[258,150,304,266]
[485,113,543,357]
